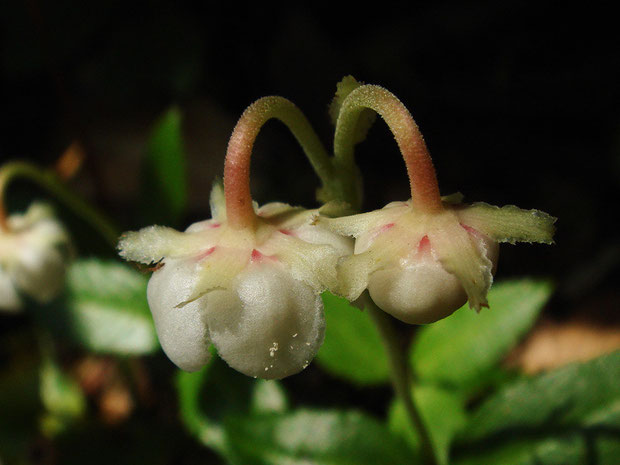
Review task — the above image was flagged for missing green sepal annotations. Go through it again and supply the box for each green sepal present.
[456,202,556,245]
[329,75,377,144]
[209,177,226,222]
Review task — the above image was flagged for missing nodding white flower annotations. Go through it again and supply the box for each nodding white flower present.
[320,83,556,324]
[322,196,554,324]
[119,183,351,378]
[0,203,71,312]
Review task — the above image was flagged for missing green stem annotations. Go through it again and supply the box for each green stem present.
[367,297,438,465]
[0,161,119,247]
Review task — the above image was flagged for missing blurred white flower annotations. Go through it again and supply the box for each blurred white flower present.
[0,203,71,312]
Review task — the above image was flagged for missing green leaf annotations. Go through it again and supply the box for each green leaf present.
[141,106,188,226]
[388,385,467,465]
[40,259,158,355]
[176,354,255,456]
[224,409,418,465]
[461,350,620,440]
[176,360,225,452]
[454,435,587,465]
[410,279,553,392]
[453,351,620,465]
[316,292,390,385]
[39,353,86,436]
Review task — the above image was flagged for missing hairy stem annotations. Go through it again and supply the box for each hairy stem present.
[0,161,119,247]
[367,298,438,465]
[224,96,334,229]
[334,85,443,213]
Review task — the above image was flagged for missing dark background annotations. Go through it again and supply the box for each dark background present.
[1,1,618,321]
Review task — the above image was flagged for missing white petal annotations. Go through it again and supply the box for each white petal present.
[206,262,325,379]
[0,269,22,312]
[368,260,467,324]
[12,245,66,303]
[147,258,212,371]
[293,223,353,257]
[8,202,53,230]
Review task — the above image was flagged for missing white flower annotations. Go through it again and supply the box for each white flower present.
[322,82,556,325]
[321,197,555,324]
[118,183,352,379]
[0,203,70,312]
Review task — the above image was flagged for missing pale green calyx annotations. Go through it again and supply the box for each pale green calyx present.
[118,183,353,378]
[0,203,71,312]
[320,196,555,324]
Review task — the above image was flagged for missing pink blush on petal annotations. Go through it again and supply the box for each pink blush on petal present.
[251,249,278,263]
[417,235,431,254]
[460,223,478,234]
[195,247,216,261]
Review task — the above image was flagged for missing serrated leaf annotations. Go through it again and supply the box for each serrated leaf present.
[224,409,418,465]
[40,259,158,355]
[141,106,188,226]
[316,292,390,385]
[460,350,620,440]
[453,351,620,465]
[388,385,467,465]
[410,279,553,392]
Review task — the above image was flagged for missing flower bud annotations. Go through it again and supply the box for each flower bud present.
[0,203,70,312]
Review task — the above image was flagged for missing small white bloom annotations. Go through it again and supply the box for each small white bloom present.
[119,183,352,378]
[321,197,554,324]
[0,203,70,312]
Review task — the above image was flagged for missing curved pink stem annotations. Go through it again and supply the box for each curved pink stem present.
[334,85,443,213]
[224,96,332,229]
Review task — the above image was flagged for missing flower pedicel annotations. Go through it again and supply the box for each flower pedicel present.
[119,97,352,379]
[321,84,556,324]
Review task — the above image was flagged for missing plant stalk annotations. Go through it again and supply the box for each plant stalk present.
[0,161,119,247]
[367,297,438,465]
